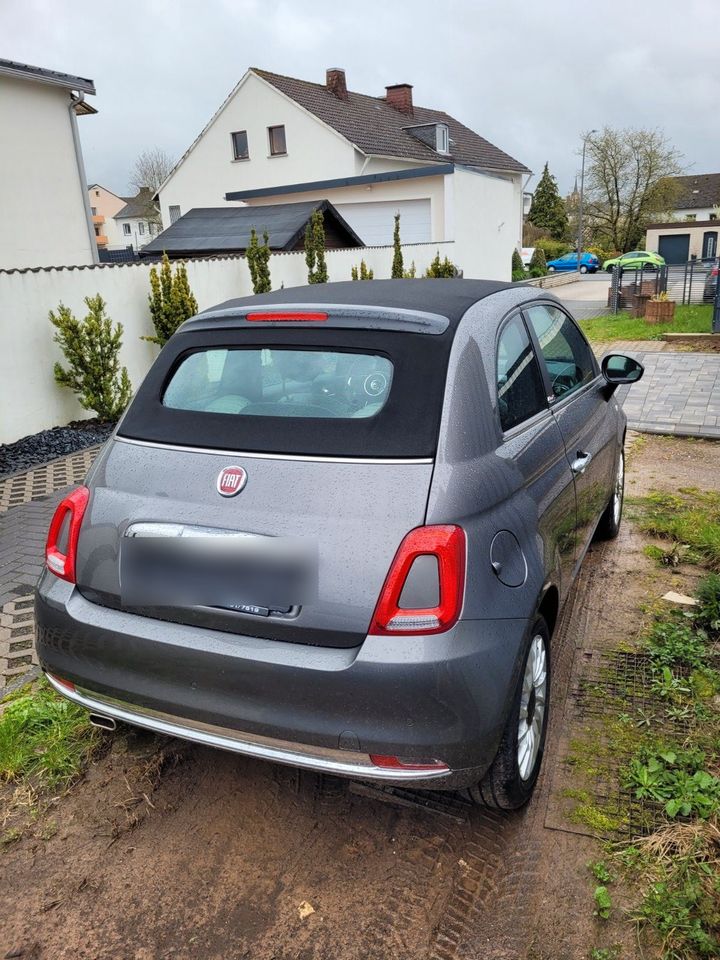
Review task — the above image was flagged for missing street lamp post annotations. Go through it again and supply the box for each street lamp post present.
[577,129,597,272]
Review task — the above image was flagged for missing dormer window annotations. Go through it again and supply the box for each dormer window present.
[436,124,449,154]
[403,121,451,156]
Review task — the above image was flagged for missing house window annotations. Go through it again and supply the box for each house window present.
[685,214,697,221]
[94,225,100,236]
[169,205,181,224]
[139,222,145,235]
[436,124,449,154]
[123,223,131,236]
[95,190,99,197]
[268,125,287,156]
[91,206,97,215]
[710,213,717,221]
[231,130,249,160]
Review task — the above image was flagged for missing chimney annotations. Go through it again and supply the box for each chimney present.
[326,67,348,101]
[385,83,413,116]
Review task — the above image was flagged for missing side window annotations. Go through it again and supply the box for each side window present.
[526,304,596,400]
[496,314,548,431]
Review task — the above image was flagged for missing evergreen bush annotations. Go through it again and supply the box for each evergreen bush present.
[425,252,457,278]
[391,214,404,278]
[49,295,132,421]
[528,246,548,278]
[351,260,374,280]
[145,253,198,345]
[247,229,272,293]
[511,249,526,281]
[305,210,328,284]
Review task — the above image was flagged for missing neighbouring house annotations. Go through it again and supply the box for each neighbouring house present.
[645,173,720,264]
[0,58,98,269]
[667,173,720,222]
[88,184,127,251]
[142,200,362,258]
[113,188,162,253]
[156,67,530,280]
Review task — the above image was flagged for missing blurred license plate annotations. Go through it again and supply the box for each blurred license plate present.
[120,524,316,610]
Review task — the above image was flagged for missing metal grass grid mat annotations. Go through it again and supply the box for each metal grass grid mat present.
[549,649,706,839]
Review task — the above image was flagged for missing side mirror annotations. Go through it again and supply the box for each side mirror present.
[601,354,644,392]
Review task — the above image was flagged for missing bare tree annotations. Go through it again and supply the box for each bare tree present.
[583,127,683,252]
[128,148,175,224]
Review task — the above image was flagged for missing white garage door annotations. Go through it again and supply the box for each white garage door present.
[334,199,431,246]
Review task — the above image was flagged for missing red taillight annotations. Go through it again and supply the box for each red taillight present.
[369,754,449,771]
[369,525,466,636]
[712,265,719,277]
[246,311,328,322]
[45,485,89,583]
[47,672,76,692]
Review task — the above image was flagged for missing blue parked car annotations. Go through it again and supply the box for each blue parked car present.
[547,252,599,274]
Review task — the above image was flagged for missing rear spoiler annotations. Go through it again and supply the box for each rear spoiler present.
[179,303,450,336]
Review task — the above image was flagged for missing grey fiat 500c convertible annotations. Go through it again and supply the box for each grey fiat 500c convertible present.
[36,279,643,809]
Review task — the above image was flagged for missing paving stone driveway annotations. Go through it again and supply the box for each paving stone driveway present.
[616,351,720,439]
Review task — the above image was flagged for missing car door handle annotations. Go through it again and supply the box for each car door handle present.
[571,451,592,475]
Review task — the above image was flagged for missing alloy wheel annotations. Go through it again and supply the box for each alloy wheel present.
[517,634,548,781]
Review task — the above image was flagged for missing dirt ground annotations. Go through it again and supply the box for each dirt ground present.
[2,434,719,960]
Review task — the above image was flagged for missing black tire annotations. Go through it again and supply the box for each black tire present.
[594,450,624,541]
[606,266,614,273]
[465,616,550,810]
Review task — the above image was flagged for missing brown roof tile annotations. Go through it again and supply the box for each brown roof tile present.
[253,68,529,174]
[671,173,720,210]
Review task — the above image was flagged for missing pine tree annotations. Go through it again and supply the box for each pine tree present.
[305,210,328,284]
[50,295,132,421]
[145,253,198,345]
[391,213,404,278]
[528,163,569,241]
[246,229,272,293]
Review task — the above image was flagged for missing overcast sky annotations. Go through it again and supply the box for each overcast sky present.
[3,0,717,197]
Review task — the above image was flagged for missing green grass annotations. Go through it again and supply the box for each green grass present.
[579,304,713,343]
[628,489,720,571]
[0,679,98,788]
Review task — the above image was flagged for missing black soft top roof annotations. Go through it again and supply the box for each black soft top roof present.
[198,278,514,328]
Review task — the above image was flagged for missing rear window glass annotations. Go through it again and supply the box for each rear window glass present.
[163,348,394,420]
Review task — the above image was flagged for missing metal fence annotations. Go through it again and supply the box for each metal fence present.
[610,258,720,331]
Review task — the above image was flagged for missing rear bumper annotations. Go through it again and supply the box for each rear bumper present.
[36,574,530,790]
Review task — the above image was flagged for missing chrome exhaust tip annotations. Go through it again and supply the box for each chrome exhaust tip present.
[89,713,117,731]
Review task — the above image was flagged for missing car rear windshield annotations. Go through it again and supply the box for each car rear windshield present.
[163,348,394,420]
[117,325,452,458]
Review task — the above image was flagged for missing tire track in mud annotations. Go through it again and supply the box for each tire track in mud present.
[360,545,606,960]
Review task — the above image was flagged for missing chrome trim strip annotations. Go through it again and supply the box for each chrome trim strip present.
[113,435,433,465]
[45,673,449,781]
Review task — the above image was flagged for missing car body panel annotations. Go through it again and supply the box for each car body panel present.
[603,250,665,271]
[546,252,599,272]
[35,279,630,789]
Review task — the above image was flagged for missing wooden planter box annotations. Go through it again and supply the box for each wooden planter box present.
[645,300,676,324]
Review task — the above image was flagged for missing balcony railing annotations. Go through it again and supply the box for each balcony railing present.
[92,214,105,225]
[95,235,108,246]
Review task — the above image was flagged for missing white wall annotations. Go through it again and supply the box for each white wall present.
[0,77,95,270]
[452,167,521,280]
[158,72,358,228]
[115,217,161,252]
[0,241,455,444]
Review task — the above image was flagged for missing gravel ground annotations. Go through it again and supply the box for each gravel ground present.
[0,419,115,476]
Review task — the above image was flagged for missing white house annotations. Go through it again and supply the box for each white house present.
[113,188,162,252]
[156,68,530,280]
[0,58,98,270]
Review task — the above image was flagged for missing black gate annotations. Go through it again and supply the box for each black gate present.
[610,259,720,326]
